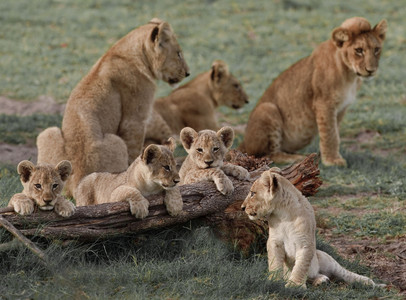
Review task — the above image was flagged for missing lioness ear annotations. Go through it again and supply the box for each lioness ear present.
[210,60,229,83]
[142,145,162,165]
[217,126,234,149]
[332,27,351,48]
[56,160,72,182]
[180,127,198,151]
[163,137,176,152]
[17,160,35,183]
[373,19,387,41]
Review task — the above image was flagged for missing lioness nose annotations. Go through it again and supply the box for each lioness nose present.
[205,160,213,166]
[185,71,190,77]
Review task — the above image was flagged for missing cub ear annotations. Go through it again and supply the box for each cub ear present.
[56,160,72,182]
[216,126,234,149]
[260,171,278,194]
[373,19,387,41]
[210,60,229,83]
[151,21,173,46]
[17,160,35,183]
[180,127,198,151]
[331,27,351,48]
[142,144,162,165]
[163,137,176,152]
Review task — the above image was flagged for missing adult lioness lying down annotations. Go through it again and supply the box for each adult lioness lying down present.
[37,18,189,197]
[145,60,249,144]
[240,17,387,166]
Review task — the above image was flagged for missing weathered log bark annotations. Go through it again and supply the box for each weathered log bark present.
[0,153,321,250]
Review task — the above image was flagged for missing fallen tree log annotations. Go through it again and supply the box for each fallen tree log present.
[0,152,321,251]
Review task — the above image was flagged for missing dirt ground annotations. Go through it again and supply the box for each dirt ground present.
[0,97,405,295]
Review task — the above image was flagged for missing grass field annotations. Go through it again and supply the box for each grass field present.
[0,0,405,298]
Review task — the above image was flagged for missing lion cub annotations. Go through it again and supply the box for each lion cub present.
[179,126,250,195]
[241,17,387,166]
[75,138,182,219]
[145,60,249,144]
[8,160,75,217]
[242,169,383,288]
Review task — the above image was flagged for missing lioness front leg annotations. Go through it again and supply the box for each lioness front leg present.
[221,163,250,181]
[315,104,346,166]
[54,196,76,217]
[110,185,149,219]
[164,187,183,216]
[8,193,35,215]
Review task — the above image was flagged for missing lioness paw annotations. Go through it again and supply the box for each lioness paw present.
[54,199,76,217]
[129,198,149,219]
[216,176,234,195]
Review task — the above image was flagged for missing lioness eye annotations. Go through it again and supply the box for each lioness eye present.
[163,165,170,171]
[213,147,219,153]
[52,184,59,190]
[34,183,42,189]
[355,48,363,54]
[196,148,203,153]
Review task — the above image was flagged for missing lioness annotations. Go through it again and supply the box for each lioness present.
[8,160,75,217]
[37,18,189,197]
[179,126,250,195]
[240,17,387,166]
[75,138,182,219]
[145,60,249,144]
[242,169,384,288]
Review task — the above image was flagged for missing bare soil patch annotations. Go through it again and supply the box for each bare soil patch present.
[0,96,65,116]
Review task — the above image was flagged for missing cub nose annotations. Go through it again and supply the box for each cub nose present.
[241,206,246,211]
[43,199,52,205]
[245,99,249,104]
[205,160,213,166]
[185,71,190,77]
[173,178,180,185]
[366,68,375,75]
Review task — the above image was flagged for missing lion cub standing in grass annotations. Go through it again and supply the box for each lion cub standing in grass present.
[241,17,387,166]
[37,18,189,197]
[242,169,384,288]
[179,126,250,195]
[8,160,75,217]
[75,138,182,219]
[145,60,249,144]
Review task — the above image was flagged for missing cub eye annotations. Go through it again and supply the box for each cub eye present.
[250,191,256,197]
[34,184,42,189]
[163,165,171,171]
[52,184,59,190]
[177,51,182,59]
[233,83,240,89]
[374,47,381,55]
[213,147,219,153]
[196,148,203,153]
[355,48,363,55]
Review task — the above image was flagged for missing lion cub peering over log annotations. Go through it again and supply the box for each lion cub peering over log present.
[179,126,250,195]
[37,18,189,197]
[145,60,249,144]
[8,160,75,217]
[241,17,387,166]
[75,138,182,219]
[242,168,384,288]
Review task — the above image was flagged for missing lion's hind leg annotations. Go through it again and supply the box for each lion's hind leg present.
[37,127,66,165]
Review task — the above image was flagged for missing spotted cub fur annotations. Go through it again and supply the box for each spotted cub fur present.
[75,138,182,219]
[179,126,249,195]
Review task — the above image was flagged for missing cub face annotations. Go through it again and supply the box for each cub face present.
[148,18,190,86]
[141,137,180,189]
[242,170,280,220]
[210,60,249,109]
[18,160,72,211]
[332,17,387,78]
[180,126,234,169]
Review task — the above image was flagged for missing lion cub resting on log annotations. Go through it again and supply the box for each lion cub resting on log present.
[8,160,75,217]
[75,138,182,219]
[179,126,250,195]
[145,60,249,144]
[242,168,384,288]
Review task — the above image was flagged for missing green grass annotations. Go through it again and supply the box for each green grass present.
[1,0,405,298]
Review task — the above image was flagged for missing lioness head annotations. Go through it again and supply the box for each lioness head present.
[146,18,190,87]
[180,126,234,169]
[17,160,72,211]
[331,17,387,78]
[241,170,283,220]
[141,137,180,189]
[210,60,249,109]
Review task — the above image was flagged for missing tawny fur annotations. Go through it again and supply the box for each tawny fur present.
[75,138,182,219]
[241,169,384,288]
[145,60,249,144]
[240,17,387,166]
[37,18,189,197]
[179,126,250,195]
[8,160,75,217]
